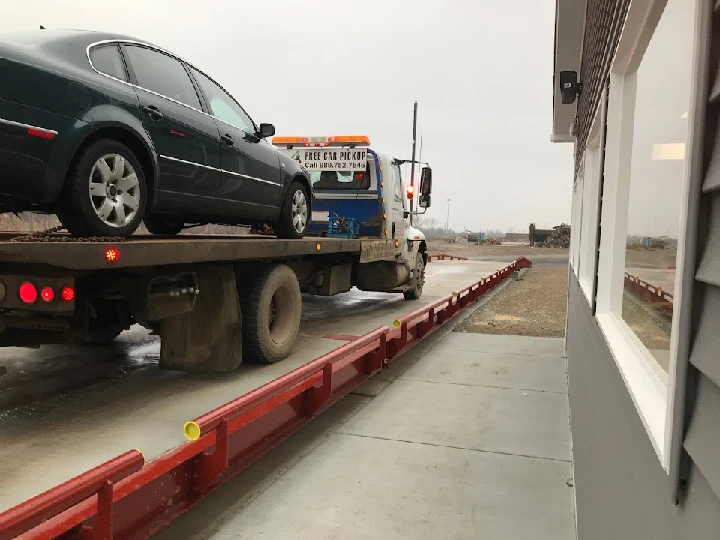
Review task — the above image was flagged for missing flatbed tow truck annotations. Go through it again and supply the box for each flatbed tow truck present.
[0,135,434,371]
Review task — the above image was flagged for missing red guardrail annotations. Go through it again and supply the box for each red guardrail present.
[426,253,468,262]
[624,272,674,315]
[0,257,531,540]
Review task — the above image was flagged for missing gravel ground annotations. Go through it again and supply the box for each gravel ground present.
[427,241,569,261]
[455,268,568,338]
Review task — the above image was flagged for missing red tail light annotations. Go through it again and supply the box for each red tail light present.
[61,286,75,302]
[406,185,415,199]
[40,286,55,302]
[19,282,38,304]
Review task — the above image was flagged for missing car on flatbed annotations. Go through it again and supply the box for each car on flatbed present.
[0,134,434,372]
[0,28,310,238]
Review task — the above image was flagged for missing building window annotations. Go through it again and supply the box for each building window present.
[579,139,602,302]
[570,171,584,275]
[594,0,697,466]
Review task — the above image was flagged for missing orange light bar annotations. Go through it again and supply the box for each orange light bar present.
[272,135,371,147]
[271,136,309,145]
[328,135,370,145]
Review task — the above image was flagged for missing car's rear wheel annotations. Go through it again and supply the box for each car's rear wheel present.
[273,181,308,239]
[59,139,147,237]
[144,216,183,235]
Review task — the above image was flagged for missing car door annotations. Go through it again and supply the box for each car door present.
[188,67,282,219]
[120,44,223,214]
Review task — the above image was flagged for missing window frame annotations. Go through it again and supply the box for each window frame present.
[189,67,257,135]
[121,44,203,111]
[88,43,129,82]
[592,0,702,469]
[86,39,258,134]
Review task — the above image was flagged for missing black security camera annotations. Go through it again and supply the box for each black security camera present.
[560,71,582,105]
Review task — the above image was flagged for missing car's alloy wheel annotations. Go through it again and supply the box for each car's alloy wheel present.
[291,188,308,235]
[59,139,147,238]
[88,154,141,228]
[273,181,309,239]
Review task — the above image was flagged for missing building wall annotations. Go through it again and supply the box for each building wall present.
[562,0,720,537]
[567,276,720,540]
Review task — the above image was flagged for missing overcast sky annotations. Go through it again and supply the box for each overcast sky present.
[3,0,573,233]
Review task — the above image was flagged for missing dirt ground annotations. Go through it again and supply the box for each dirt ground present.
[426,240,569,260]
[456,267,568,338]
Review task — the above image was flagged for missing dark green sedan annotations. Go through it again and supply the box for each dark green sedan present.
[0,29,311,238]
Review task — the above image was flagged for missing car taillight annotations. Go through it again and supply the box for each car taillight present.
[61,286,75,302]
[19,282,38,304]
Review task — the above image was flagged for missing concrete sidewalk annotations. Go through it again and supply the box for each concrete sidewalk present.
[160,331,576,540]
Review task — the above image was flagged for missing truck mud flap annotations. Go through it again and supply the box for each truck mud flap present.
[158,264,242,372]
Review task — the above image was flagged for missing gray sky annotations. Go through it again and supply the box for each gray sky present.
[3,0,573,233]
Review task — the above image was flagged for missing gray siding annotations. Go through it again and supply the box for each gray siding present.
[684,0,720,505]
[566,276,720,540]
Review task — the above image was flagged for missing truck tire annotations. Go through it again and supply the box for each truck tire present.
[59,139,147,237]
[273,181,309,239]
[85,301,128,344]
[85,325,124,345]
[403,251,425,300]
[238,264,302,363]
[144,216,184,235]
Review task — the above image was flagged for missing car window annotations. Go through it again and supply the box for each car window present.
[393,165,403,201]
[190,68,254,133]
[308,165,371,191]
[123,45,202,110]
[89,45,127,82]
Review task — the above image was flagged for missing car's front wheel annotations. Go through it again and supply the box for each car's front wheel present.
[59,139,147,237]
[273,181,309,239]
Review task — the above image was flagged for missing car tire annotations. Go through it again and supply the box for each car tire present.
[59,139,147,237]
[403,251,425,300]
[144,216,183,236]
[273,181,309,239]
[237,264,302,363]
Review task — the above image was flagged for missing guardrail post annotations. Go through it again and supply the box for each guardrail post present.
[368,333,386,374]
[417,308,434,338]
[79,481,114,540]
[195,419,229,493]
[307,363,333,416]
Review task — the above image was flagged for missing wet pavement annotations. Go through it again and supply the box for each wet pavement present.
[0,259,504,513]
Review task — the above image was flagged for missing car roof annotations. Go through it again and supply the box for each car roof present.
[0,28,154,50]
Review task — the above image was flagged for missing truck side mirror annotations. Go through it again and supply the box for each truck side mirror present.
[420,167,432,196]
[258,123,275,138]
[419,194,431,208]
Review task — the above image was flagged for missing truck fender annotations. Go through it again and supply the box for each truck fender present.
[405,225,427,265]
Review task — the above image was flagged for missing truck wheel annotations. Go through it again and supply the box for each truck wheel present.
[144,217,183,235]
[273,181,309,239]
[84,301,128,344]
[85,325,124,345]
[59,139,147,237]
[403,252,425,300]
[239,264,302,363]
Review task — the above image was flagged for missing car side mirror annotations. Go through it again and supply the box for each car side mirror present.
[258,123,275,138]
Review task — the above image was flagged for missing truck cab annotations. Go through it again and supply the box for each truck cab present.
[271,135,432,279]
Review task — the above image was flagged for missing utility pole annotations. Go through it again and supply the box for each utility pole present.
[445,198,450,233]
[409,101,418,225]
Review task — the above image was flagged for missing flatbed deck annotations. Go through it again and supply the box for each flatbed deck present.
[0,233,366,270]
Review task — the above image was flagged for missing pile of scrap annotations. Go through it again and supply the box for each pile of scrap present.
[543,224,571,248]
[479,238,501,246]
